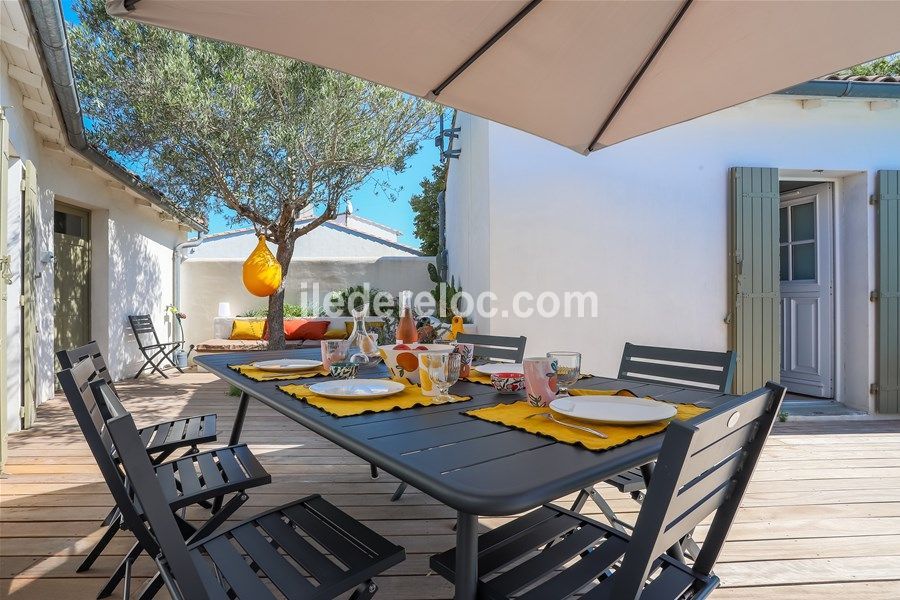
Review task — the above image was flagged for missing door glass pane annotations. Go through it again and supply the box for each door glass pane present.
[792,242,816,280]
[779,207,788,243]
[54,211,86,238]
[780,246,789,280]
[791,202,815,241]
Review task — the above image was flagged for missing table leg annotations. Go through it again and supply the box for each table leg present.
[229,392,251,446]
[454,512,478,599]
[214,392,251,514]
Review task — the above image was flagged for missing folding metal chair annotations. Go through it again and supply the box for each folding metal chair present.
[57,360,270,598]
[128,314,185,378]
[107,409,406,600]
[430,382,786,599]
[571,342,737,534]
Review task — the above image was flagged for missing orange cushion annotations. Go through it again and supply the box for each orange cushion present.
[284,319,330,341]
[230,320,266,340]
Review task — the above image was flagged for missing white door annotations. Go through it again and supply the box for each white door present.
[779,183,834,397]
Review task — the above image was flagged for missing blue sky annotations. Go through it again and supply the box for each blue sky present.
[62,1,441,248]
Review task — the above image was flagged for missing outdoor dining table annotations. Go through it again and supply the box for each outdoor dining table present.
[196,348,737,599]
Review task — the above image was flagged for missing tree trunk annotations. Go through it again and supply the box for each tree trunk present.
[266,237,297,350]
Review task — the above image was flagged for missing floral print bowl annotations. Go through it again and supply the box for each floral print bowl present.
[490,372,526,394]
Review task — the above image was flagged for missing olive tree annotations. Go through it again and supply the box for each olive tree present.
[69,0,438,347]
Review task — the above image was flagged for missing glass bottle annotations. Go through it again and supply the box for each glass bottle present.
[396,290,419,344]
[347,302,378,356]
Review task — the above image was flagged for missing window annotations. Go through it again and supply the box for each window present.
[779,201,816,281]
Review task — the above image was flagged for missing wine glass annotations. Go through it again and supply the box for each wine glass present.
[425,352,461,404]
[547,351,581,395]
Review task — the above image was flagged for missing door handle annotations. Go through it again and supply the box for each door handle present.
[0,255,12,285]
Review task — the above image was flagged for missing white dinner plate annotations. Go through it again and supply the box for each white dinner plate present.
[549,396,677,425]
[307,379,405,400]
[473,363,524,375]
[251,359,323,373]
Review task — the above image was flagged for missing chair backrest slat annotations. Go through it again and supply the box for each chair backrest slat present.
[57,363,158,557]
[106,412,210,600]
[618,342,736,392]
[457,333,527,363]
[129,315,163,346]
[611,382,785,598]
[56,341,118,396]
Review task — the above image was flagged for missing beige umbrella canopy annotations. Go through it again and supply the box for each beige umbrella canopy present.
[107,0,900,154]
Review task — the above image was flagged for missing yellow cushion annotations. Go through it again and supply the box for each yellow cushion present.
[344,321,385,335]
[230,319,266,340]
[323,328,349,340]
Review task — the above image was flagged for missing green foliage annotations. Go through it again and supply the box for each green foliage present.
[409,162,447,256]
[426,263,467,323]
[69,0,439,348]
[836,54,900,77]
[238,304,319,318]
[227,385,242,397]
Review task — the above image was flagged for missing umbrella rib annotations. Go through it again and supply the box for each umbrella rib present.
[587,0,694,153]
[429,0,543,99]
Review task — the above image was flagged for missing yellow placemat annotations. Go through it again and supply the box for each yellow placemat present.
[229,364,329,382]
[465,389,708,451]
[279,383,472,417]
[462,371,594,386]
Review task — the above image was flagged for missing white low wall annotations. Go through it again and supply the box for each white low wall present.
[180,256,436,347]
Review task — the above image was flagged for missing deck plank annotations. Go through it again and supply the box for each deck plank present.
[2,372,898,599]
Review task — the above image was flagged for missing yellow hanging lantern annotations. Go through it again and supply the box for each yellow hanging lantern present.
[242,235,282,297]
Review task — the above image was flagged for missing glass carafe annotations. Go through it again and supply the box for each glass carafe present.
[347,302,378,357]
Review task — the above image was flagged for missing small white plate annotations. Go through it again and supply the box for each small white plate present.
[549,396,677,425]
[307,379,405,400]
[251,359,323,373]
[473,363,524,375]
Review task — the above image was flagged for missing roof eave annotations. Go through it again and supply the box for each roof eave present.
[24,0,206,232]
[776,79,900,100]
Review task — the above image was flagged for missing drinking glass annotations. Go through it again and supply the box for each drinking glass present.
[320,339,350,370]
[547,351,581,394]
[424,351,461,404]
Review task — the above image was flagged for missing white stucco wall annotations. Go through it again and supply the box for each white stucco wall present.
[179,256,435,347]
[445,96,899,411]
[189,221,419,260]
[2,51,189,434]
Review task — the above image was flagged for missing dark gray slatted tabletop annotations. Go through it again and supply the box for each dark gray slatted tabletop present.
[196,349,735,516]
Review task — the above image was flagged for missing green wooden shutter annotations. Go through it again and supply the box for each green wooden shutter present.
[729,167,780,394]
[22,160,37,429]
[876,170,900,414]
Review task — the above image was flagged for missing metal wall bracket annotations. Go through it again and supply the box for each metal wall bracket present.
[870,290,879,302]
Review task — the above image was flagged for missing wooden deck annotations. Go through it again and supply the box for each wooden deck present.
[2,372,899,599]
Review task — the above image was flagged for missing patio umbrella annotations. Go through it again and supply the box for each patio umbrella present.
[107,0,900,154]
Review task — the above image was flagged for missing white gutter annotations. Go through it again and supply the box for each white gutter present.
[172,233,206,312]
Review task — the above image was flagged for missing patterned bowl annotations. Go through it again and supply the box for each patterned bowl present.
[378,343,454,385]
[491,372,526,394]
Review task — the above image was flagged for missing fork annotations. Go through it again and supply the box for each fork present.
[525,412,608,439]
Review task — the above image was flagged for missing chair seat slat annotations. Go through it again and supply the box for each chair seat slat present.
[185,416,203,442]
[282,503,373,570]
[154,462,179,503]
[256,512,347,585]
[215,447,247,483]
[148,422,171,450]
[487,523,608,597]
[196,451,225,489]
[478,512,583,576]
[231,444,268,479]
[165,420,187,445]
[202,535,278,600]
[230,523,317,597]
[305,495,399,558]
[518,533,626,600]
[174,456,202,497]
